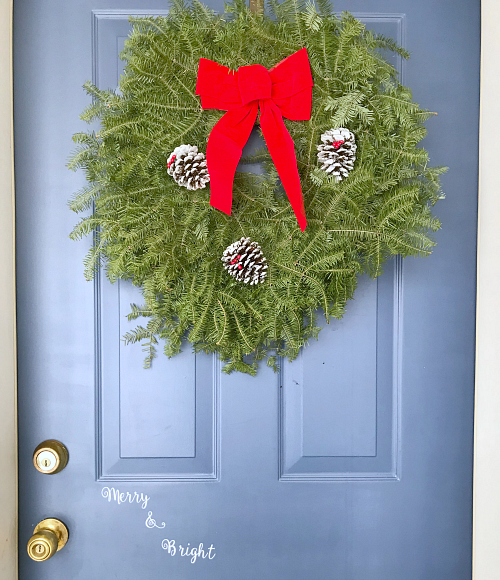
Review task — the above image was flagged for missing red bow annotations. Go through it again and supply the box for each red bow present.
[196,48,313,231]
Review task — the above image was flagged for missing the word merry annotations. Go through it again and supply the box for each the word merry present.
[161,540,216,564]
[101,486,150,510]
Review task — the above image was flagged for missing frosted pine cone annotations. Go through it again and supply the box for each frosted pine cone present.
[167,144,210,190]
[317,128,357,182]
[222,238,268,285]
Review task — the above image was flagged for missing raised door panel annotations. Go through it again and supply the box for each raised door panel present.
[280,260,401,480]
[94,12,219,482]
[95,12,404,484]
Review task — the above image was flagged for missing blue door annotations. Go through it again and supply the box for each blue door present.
[15,0,479,578]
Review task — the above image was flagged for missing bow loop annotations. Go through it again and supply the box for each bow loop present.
[196,48,313,231]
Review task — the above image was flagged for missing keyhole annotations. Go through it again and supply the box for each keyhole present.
[36,544,44,554]
[42,459,50,467]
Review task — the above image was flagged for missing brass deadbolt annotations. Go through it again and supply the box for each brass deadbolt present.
[33,440,69,474]
[27,518,69,562]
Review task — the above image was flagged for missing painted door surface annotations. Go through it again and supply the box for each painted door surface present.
[15,0,479,579]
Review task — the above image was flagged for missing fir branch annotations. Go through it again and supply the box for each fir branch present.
[69,0,445,374]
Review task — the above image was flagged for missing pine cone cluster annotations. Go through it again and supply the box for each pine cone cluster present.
[167,144,210,190]
[222,238,268,285]
[317,128,357,181]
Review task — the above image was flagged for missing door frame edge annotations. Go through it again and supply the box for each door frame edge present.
[3,2,497,579]
[0,1,17,579]
[473,1,500,578]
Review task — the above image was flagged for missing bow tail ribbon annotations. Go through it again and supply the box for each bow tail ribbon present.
[207,100,306,231]
[206,103,259,215]
[196,48,313,231]
[259,100,306,231]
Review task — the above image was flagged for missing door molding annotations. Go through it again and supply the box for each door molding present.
[2,1,497,578]
[0,0,17,578]
[473,1,500,577]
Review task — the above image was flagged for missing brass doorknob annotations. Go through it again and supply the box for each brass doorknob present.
[27,518,69,562]
[33,440,69,474]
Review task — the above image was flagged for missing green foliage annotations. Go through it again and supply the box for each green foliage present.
[69,0,445,375]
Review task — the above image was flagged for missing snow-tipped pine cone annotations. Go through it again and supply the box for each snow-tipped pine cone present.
[221,237,268,285]
[167,144,210,190]
[317,128,357,181]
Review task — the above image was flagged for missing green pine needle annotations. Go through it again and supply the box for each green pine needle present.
[69,0,445,374]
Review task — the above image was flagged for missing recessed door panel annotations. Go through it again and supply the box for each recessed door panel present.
[280,260,401,480]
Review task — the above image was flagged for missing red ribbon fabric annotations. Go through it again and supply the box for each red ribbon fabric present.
[195,48,313,231]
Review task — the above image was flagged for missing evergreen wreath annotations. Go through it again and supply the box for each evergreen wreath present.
[69,0,445,375]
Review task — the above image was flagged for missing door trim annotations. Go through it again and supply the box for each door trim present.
[0,0,17,578]
[2,1,497,578]
[473,1,500,577]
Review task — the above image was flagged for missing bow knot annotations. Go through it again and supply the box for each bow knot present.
[238,64,272,104]
[196,48,313,231]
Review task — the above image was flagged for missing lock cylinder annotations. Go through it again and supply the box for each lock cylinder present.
[27,518,69,562]
[33,440,68,474]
